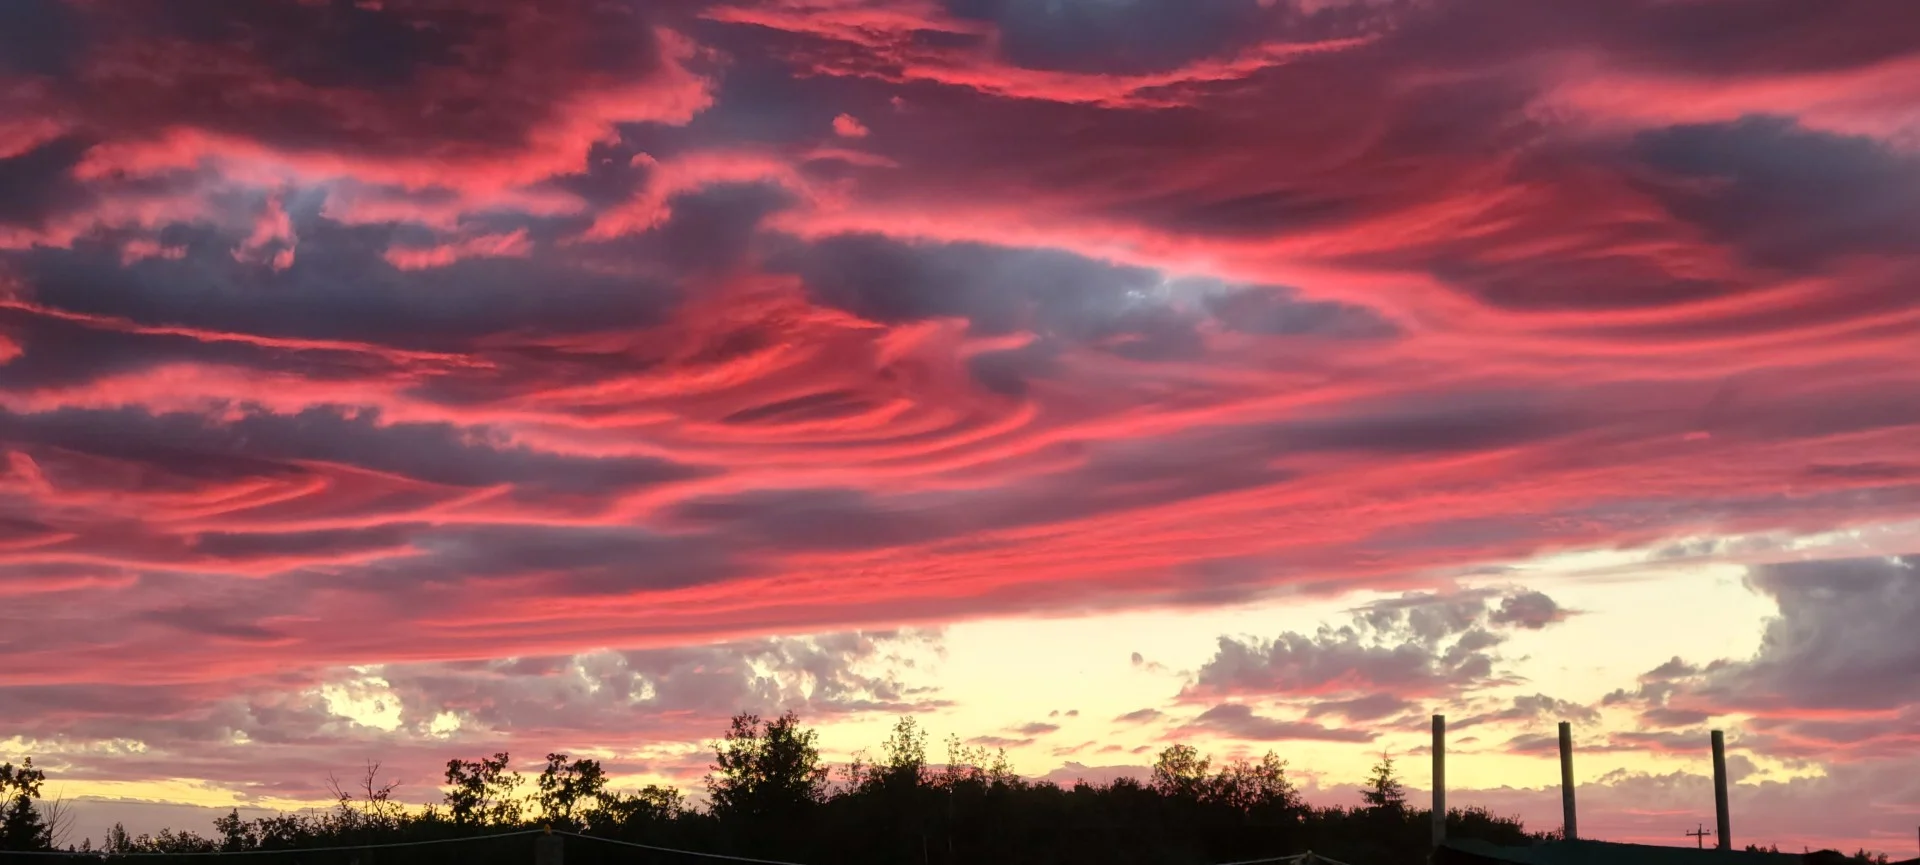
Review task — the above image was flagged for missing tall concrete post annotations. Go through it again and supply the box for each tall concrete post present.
[1559,721,1578,842]
[1711,730,1731,850]
[1432,714,1447,848]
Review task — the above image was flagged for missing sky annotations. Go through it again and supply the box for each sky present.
[2,0,1919,855]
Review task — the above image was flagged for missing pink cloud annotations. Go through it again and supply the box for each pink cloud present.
[384,229,534,270]
[832,113,870,138]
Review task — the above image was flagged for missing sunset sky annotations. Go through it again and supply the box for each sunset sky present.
[3,0,1920,855]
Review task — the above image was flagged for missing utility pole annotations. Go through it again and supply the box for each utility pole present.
[1711,730,1731,850]
[1432,715,1447,848]
[1559,722,1578,842]
[1687,824,1712,849]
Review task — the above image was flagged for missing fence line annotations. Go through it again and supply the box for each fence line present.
[0,830,544,858]
[4,829,1349,865]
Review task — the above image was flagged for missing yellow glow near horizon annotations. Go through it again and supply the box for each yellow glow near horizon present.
[11,537,1799,820]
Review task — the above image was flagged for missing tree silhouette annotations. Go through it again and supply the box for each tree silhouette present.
[707,710,828,853]
[0,758,51,851]
[536,753,609,828]
[1151,744,1213,799]
[6,711,1571,865]
[444,752,524,826]
[1360,752,1408,813]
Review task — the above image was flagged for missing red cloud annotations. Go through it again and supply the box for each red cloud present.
[2,1,1919,853]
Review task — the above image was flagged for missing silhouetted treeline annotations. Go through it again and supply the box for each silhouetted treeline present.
[3,713,1570,865]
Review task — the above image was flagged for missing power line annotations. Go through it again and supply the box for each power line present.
[1209,852,1355,865]
[558,832,819,865]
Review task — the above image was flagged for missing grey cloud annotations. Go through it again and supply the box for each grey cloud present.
[1178,704,1377,743]
[1115,708,1164,724]
[190,525,419,561]
[361,524,746,596]
[1588,558,1920,761]
[1640,707,1712,728]
[768,235,1394,366]
[1629,115,1920,272]
[1268,393,1576,456]
[1453,693,1598,730]
[140,606,290,645]
[0,406,711,497]
[945,0,1269,77]
[1489,591,1568,629]
[133,0,477,89]
[65,0,675,161]
[1303,693,1415,722]
[942,0,1407,77]
[10,211,682,353]
[381,630,948,736]
[0,0,86,77]
[1186,588,1565,700]
[660,431,1304,554]
[575,182,798,278]
[6,633,939,815]
[0,136,95,229]
[662,488,958,552]
[1703,555,1920,712]
[1645,657,1700,680]
[1500,733,1559,756]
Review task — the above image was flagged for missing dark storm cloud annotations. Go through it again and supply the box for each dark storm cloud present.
[190,526,420,561]
[1201,285,1401,339]
[941,0,1396,77]
[139,0,479,90]
[392,525,746,595]
[0,0,87,77]
[8,214,681,352]
[1629,115,1920,272]
[0,136,94,228]
[1385,0,1920,79]
[578,182,800,276]
[664,488,956,552]
[1267,393,1574,456]
[48,0,680,163]
[770,234,1393,348]
[662,428,1305,553]
[140,606,291,644]
[0,406,709,495]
